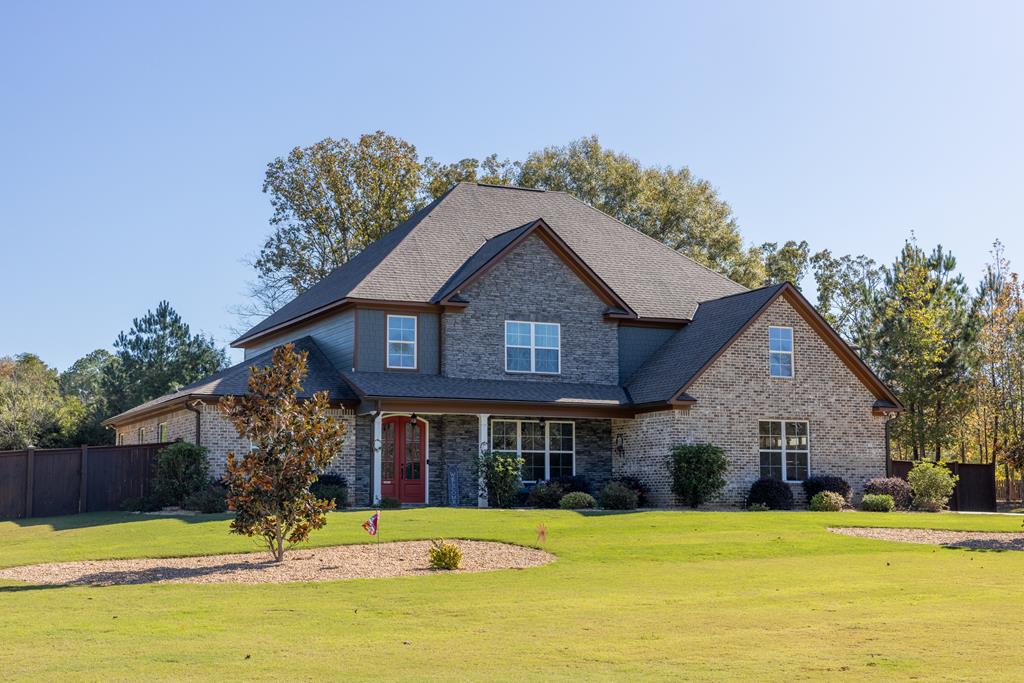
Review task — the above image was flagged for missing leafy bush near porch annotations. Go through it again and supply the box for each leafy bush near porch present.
[907,461,958,512]
[311,475,350,508]
[610,475,649,507]
[526,481,565,508]
[559,492,597,509]
[378,497,401,509]
[802,476,851,503]
[153,442,210,506]
[183,484,229,514]
[120,494,165,512]
[428,539,462,570]
[746,478,794,510]
[666,444,728,508]
[860,493,895,512]
[863,477,912,509]
[475,449,524,508]
[808,491,845,511]
[552,475,591,494]
[599,481,639,510]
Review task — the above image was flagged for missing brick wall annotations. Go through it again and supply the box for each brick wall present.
[441,234,619,384]
[613,296,887,507]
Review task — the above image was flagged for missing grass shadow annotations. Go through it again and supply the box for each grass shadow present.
[9,511,232,531]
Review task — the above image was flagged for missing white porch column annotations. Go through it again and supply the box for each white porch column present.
[477,413,490,508]
[372,412,383,505]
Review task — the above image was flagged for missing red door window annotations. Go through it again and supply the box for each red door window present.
[380,416,426,503]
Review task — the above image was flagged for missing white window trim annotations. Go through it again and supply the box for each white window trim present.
[768,326,794,379]
[758,419,810,483]
[137,427,145,444]
[158,422,168,442]
[504,321,561,375]
[490,419,575,484]
[386,314,418,370]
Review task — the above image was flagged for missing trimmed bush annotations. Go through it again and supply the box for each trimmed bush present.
[552,475,591,494]
[746,478,794,510]
[863,477,912,510]
[599,481,639,510]
[860,493,895,512]
[610,476,649,507]
[476,449,524,508]
[559,492,597,509]
[153,442,210,505]
[311,474,349,508]
[183,484,228,513]
[120,494,165,512]
[809,491,845,511]
[802,476,851,503]
[378,496,402,509]
[526,481,565,508]
[666,443,728,508]
[908,461,958,512]
[747,502,770,512]
[428,539,462,570]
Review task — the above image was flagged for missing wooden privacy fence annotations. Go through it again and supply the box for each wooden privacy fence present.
[0,443,169,521]
[889,460,997,512]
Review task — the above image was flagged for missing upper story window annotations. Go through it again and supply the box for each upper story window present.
[157,423,168,442]
[386,315,417,369]
[136,427,145,444]
[769,326,794,378]
[117,433,125,446]
[505,321,560,374]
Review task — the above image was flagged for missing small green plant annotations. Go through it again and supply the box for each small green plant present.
[808,490,845,511]
[860,493,895,512]
[747,502,770,512]
[182,484,228,513]
[428,539,462,570]
[907,461,958,512]
[610,476,648,507]
[802,476,851,503]
[476,449,524,508]
[378,496,401,509]
[666,444,728,508]
[559,492,597,509]
[526,481,565,508]
[864,477,912,509]
[599,481,639,510]
[120,494,165,513]
[153,442,210,506]
[746,478,794,510]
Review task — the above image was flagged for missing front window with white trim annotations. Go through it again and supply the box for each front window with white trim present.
[386,315,417,369]
[769,326,794,378]
[505,321,560,374]
[758,420,809,482]
[491,419,575,483]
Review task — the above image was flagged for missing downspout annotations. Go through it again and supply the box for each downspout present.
[884,412,898,477]
[185,399,203,446]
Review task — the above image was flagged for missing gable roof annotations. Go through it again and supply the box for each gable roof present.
[627,283,903,409]
[233,183,745,346]
[103,336,357,425]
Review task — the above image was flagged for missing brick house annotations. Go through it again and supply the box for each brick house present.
[104,183,902,507]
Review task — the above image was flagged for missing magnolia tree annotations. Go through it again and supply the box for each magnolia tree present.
[220,343,346,561]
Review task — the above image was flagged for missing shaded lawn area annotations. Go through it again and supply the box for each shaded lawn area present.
[2,509,1024,681]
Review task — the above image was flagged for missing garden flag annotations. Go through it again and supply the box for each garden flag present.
[362,511,379,536]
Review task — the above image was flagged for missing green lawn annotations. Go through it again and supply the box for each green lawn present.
[2,509,1024,681]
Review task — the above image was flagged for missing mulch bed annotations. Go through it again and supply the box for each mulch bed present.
[0,540,554,586]
[830,526,1024,550]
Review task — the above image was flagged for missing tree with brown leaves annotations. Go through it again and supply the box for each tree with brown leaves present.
[220,343,347,562]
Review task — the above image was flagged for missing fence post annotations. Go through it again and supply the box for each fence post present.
[953,462,961,512]
[79,445,89,513]
[24,447,35,518]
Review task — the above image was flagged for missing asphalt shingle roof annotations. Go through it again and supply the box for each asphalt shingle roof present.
[626,284,787,404]
[235,183,746,344]
[105,337,356,424]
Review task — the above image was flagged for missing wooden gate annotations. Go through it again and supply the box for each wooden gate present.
[890,460,997,512]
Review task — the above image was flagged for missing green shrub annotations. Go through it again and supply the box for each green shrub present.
[120,494,165,512]
[863,477,912,509]
[559,491,597,509]
[428,539,462,570]
[183,484,228,513]
[610,476,648,507]
[526,481,565,508]
[802,476,851,502]
[311,474,349,508]
[666,443,728,508]
[808,491,845,511]
[552,475,591,494]
[746,478,794,510]
[153,442,210,505]
[600,481,639,510]
[907,461,958,512]
[860,493,895,512]
[475,449,524,508]
[378,496,401,509]
[747,502,770,512]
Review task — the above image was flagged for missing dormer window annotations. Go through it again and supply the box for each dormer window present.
[386,315,417,369]
[505,321,560,374]
[769,326,794,378]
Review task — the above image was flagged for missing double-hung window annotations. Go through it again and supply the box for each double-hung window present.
[158,423,168,442]
[769,326,794,378]
[137,427,145,444]
[505,321,560,374]
[758,420,809,482]
[491,419,575,483]
[386,315,417,369]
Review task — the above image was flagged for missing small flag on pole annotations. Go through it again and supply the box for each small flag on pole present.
[362,511,380,536]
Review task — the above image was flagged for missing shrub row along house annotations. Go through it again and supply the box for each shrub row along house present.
[104,183,903,507]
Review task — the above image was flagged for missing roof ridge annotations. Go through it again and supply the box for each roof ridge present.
[470,182,546,193]
[697,281,786,305]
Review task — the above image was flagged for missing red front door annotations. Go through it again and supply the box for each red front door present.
[380,416,426,503]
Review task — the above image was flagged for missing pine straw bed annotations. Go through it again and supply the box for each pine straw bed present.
[830,526,1024,550]
[0,540,555,586]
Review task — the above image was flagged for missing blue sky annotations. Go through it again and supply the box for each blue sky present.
[1,1,1021,370]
